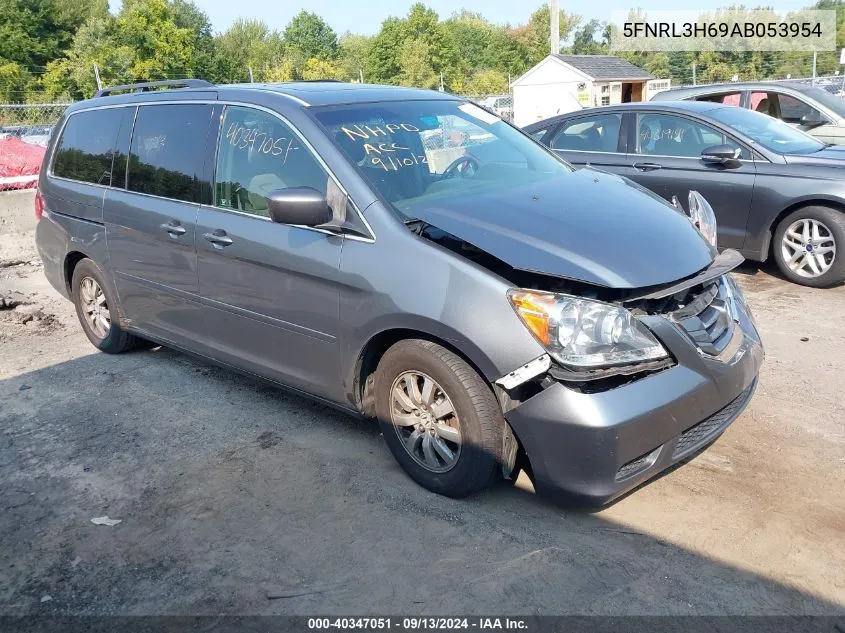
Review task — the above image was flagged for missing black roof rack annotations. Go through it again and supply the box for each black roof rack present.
[95,79,214,98]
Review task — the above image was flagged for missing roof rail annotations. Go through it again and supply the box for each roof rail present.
[95,79,214,98]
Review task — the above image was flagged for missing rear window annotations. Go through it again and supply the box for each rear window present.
[127,104,211,202]
[52,109,122,185]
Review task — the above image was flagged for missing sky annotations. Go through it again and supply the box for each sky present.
[109,0,813,36]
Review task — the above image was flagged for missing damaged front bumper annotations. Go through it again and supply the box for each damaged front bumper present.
[502,277,763,506]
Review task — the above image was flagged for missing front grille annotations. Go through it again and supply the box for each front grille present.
[672,382,755,459]
[670,278,735,356]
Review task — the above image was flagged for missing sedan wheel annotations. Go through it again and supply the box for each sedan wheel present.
[780,218,836,279]
[390,371,462,473]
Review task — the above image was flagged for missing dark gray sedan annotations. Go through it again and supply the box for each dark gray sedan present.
[525,101,845,287]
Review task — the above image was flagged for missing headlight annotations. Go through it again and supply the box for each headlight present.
[507,289,669,368]
[687,190,717,248]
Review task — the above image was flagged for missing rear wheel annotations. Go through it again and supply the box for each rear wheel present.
[374,339,505,498]
[773,207,844,287]
[71,258,140,353]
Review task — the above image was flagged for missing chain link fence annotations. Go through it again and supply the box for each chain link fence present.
[461,94,514,122]
[0,103,69,191]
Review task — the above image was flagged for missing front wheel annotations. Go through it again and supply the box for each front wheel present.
[773,207,844,287]
[374,339,505,498]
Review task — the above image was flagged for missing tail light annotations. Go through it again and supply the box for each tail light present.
[35,186,44,221]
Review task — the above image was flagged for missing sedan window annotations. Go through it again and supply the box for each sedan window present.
[549,113,622,153]
[708,105,825,155]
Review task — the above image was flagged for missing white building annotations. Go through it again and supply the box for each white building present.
[512,54,668,127]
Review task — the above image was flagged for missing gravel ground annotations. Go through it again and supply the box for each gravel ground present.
[0,221,843,616]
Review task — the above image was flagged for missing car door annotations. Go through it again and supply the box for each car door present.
[104,103,214,344]
[769,90,840,144]
[616,111,756,251]
[195,104,344,401]
[546,111,627,171]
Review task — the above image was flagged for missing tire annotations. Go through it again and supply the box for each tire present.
[772,206,845,288]
[71,258,140,353]
[374,339,504,498]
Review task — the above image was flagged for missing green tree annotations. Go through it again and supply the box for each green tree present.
[398,39,438,88]
[0,0,107,69]
[0,61,32,102]
[571,19,608,55]
[213,18,285,83]
[463,69,509,95]
[300,57,347,81]
[283,10,339,61]
[338,33,371,81]
[510,4,580,67]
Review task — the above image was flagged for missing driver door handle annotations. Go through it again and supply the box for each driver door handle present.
[633,162,663,171]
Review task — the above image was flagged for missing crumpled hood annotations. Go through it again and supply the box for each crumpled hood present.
[404,168,714,289]
[783,143,845,166]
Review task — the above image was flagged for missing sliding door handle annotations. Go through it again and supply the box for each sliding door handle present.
[203,230,233,247]
[160,221,186,237]
[633,162,663,171]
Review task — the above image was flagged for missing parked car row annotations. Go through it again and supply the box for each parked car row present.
[0,124,54,146]
[526,100,845,287]
[37,79,762,505]
[652,81,845,145]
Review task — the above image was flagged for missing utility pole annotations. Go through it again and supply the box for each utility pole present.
[248,66,254,83]
[440,71,444,92]
[549,0,560,55]
[359,68,364,84]
[692,62,696,86]
[93,64,102,90]
[812,52,817,85]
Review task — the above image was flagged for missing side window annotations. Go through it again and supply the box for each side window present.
[127,104,211,202]
[52,109,122,185]
[749,92,775,116]
[696,92,741,107]
[549,113,622,153]
[637,113,744,158]
[777,94,820,124]
[214,106,326,217]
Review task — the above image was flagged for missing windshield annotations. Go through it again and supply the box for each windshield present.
[708,105,825,155]
[312,100,569,216]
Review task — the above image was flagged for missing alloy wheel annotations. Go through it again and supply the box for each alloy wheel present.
[390,371,462,473]
[781,218,836,278]
[79,276,111,338]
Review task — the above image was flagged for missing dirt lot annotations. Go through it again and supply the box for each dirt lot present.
[1,212,843,616]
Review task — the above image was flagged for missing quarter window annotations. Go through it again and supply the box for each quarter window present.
[214,106,327,217]
[550,113,622,153]
[636,113,745,158]
[52,109,122,185]
[127,104,211,202]
[695,92,741,106]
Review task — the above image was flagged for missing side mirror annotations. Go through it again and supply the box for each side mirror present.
[701,144,741,167]
[800,112,826,128]
[266,187,331,226]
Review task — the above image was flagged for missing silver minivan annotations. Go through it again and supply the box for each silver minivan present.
[36,80,763,505]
